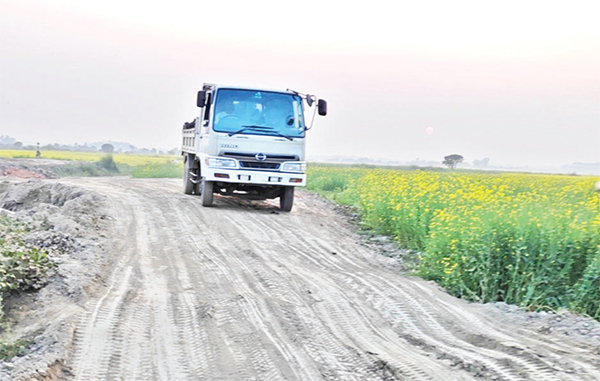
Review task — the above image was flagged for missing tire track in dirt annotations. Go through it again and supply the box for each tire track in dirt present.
[185,207,430,380]
[208,208,508,379]
[61,178,600,380]
[168,194,490,380]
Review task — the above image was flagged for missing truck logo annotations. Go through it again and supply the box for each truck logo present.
[255,153,267,161]
[220,144,238,149]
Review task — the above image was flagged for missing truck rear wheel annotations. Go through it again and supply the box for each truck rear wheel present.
[201,179,214,206]
[280,186,294,212]
[183,154,196,195]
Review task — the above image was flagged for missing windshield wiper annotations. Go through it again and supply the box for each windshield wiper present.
[228,125,295,141]
[228,125,272,137]
[268,131,294,141]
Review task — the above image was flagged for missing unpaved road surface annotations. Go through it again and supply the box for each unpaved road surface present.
[3,177,600,380]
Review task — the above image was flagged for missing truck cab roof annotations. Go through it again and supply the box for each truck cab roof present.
[203,83,297,95]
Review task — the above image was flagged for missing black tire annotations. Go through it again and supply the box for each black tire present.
[280,186,294,212]
[201,179,214,207]
[183,154,196,195]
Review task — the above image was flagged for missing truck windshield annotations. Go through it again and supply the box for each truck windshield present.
[212,89,305,138]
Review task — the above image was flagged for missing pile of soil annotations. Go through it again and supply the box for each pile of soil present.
[1,167,49,179]
[0,179,112,380]
[0,157,118,180]
[0,158,69,180]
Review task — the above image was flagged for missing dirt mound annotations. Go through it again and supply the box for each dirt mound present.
[0,157,118,179]
[0,158,64,180]
[0,180,112,381]
[1,167,49,179]
[1,180,85,209]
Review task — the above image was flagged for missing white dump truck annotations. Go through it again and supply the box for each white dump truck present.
[181,83,327,211]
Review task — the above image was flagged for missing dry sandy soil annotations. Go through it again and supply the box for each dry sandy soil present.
[0,166,599,380]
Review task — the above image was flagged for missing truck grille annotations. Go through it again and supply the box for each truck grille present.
[222,152,298,162]
[221,152,299,171]
[239,161,280,170]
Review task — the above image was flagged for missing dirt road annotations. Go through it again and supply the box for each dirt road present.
[6,177,600,380]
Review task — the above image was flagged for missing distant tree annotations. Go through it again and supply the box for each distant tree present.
[443,154,464,169]
[101,143,115,153]
[13,141,23,149]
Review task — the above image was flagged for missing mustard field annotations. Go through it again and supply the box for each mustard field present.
[307,165,600,319]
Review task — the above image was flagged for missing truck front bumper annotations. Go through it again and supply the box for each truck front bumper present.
[204,168,306,187]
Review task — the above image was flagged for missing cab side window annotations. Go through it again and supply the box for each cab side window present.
[203,92,212,124]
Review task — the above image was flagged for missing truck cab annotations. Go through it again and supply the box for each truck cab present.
[182,83,327,211]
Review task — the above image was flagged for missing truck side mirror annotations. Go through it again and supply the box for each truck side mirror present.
[317,99,327,116]
[197,91,207,107]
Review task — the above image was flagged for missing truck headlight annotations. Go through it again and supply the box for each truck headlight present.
[281,162,306,173]
[206,157,237,168]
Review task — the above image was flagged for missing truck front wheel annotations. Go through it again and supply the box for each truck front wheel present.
[201,179,214,207]
[280,186,294,212]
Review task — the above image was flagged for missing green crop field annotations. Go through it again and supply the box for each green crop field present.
[0,149,183,178]
[0,149,179,166]
[307,165,600,319]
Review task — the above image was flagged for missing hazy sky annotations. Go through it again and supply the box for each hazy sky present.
[1,0,599,168]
